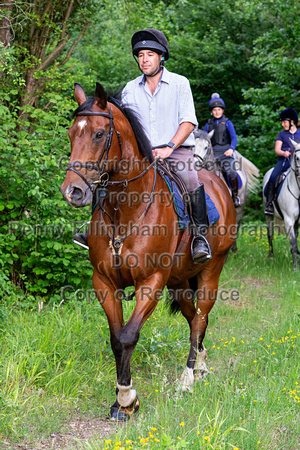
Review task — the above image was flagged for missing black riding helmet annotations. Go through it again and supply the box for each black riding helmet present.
[131,28,170,60]
[279,107,298,125]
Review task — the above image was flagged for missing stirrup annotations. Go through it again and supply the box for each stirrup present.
[191,235,212,264]
[72,234,89,250]
[72,221,90,249]
[232,195,240,207]
[264,202,274,215]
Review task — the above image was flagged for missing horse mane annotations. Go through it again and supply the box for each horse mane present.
[74,94,154,163]
[109,96,154,163]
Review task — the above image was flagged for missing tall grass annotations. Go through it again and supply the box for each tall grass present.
[0,225,299,449]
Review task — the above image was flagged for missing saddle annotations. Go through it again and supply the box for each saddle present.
[274,169,289,194]
[263,168,289,198]
[263,168,290,219]
[157,161,220,230]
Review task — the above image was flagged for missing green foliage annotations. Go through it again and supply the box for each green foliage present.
[1,0,300,300]
[0,231,299,447]
[0,66,93,304]
[239,0,300,171]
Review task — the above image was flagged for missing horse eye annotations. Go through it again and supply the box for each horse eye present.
[95,130,104,140]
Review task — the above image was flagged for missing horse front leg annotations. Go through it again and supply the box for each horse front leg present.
[113,273,167,419]
[266,215,274,257]
[285,217,300,271]
[92,270,133,421]
[294,220,300,269]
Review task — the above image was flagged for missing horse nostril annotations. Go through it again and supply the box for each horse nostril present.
[71,186,84,200]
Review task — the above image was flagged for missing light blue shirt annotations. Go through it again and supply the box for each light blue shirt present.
[121,68,198,148]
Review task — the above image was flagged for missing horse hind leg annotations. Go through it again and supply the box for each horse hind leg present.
[168,280,197,392]
[266,215,274,257]
[291,220,300,270]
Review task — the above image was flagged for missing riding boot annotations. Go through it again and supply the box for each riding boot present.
[230,176,240,207]
[264,182,275,215]
[190,185,212,264]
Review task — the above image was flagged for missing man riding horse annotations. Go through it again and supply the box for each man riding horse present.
[74,28,211,263]
[264,107,300,215]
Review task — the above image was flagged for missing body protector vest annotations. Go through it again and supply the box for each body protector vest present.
[208,117,231,149]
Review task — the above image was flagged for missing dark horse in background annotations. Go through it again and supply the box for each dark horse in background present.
[61,83,236,421]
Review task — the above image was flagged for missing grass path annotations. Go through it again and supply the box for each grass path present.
[0,226,299,449]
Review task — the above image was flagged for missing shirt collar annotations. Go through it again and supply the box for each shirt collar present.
[140,67,169,85]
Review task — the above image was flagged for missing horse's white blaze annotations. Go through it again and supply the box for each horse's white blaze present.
[77,119,87,133]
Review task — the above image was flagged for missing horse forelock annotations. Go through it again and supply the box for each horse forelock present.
[73,97,95,116]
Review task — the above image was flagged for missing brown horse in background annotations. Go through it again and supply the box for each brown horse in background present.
[61,83,236,421]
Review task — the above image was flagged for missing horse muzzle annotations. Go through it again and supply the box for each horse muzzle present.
[60,182,93,207]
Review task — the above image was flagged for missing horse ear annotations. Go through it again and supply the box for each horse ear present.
[74,83,87,106]
[95,82,108,110]
[289,138,299,149]
[208,129,215,139]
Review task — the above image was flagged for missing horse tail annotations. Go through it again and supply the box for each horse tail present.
[236,150,260,194]
[165,276,198,315]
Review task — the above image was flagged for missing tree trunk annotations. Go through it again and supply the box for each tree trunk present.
[0,0,13,81]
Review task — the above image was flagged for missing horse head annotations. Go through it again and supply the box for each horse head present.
[60,82,123,207]
[194,130,214,166]
[290,138,300,177]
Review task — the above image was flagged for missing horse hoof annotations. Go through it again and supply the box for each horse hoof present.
[110,397,140,421]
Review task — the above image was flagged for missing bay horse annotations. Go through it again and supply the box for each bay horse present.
[263,138,300,270]
[194,130,260,252]
[60,83,236,421]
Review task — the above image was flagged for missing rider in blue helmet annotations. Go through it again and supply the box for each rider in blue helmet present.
[264,107,300,215]
[203,93,240,207]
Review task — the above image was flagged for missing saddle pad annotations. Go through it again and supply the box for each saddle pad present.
[163,175,220,230]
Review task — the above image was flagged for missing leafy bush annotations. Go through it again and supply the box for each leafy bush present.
[0,63,94,305]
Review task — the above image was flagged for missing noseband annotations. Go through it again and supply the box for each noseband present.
[66,107,122,191]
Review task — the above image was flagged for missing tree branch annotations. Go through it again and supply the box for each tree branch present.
[60,0,74,38]
[37,37,68,71]
[58,21,90,68]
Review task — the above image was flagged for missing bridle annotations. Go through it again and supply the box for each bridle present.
[287,148,300,200]
[65,106,160,193]
[66,107,122,192]
[292,148,300,176]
